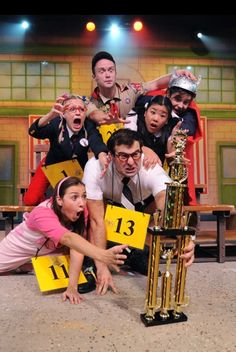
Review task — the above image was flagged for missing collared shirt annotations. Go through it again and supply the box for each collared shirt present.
[82,155,171,204]
[87,82,146,118]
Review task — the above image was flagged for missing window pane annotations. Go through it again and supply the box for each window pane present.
[0,75,11,87]
[12,76,25,87]
[195,67,208,78]
[209,67,221,78]
[27,62,40,75]
[222,91,234,103]
[42,76,54,88]
[12,62,25,75]
[222,80,234,90]
[199,78,208,90]
[41,62,55,75]
[41,88,55,100]
[56,63,70,75]
[223,148,236,177]
[0,88,11,99]
[56,76,70,88]
[209,91,221,103]
[12,88,26,100]
[0,62,11,74]
[0,147,13,179]
[222,67,234,79]
[27,88,41,100]
[197,91,208,102]
[27,76,40,88]
[209,79,221,90]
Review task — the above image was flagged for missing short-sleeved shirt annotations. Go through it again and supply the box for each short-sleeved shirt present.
[0,200,72,272]
[82,156,171,205]
[87,82,146,118]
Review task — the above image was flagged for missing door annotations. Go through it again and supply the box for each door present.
[0,142,18,204]
[217,142,236,206]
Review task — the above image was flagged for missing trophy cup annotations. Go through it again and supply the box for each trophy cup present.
[140,130,195,327]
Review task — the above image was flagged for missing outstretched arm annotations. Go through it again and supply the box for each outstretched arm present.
[59,229,127,271]
[143,70,197,93]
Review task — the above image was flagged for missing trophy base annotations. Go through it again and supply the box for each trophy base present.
[140,310,188,327]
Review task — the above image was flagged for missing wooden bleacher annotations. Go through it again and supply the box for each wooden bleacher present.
[184,204,236,263]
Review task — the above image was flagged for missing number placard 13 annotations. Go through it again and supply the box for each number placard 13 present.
[105,205,150,249]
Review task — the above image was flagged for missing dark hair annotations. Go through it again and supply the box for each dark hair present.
[52,176,86,235]
[145,95,172,122]
[168,86,196,99]
[107,128,143,155]
[91,51,116,74]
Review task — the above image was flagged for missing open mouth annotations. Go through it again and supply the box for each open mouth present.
[73,117,82,129]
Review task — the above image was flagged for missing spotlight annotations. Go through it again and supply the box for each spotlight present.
[21,20,30,30]
[110,24,120,37]
[86,22,96,32]
[133,21,143,32]
[197,32,203,39]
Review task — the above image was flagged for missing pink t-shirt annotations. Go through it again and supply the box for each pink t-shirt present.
[0,199,87,272]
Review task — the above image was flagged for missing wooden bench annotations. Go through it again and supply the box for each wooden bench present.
[0,205,35,236]
[184,204,235,263]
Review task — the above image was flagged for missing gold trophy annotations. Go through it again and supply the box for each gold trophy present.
[140,130,195,326]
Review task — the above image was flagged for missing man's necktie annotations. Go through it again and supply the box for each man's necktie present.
[71,134,78,156]
[121,177,135,210]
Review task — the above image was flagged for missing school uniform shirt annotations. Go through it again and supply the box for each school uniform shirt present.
[29,116,108,168]
[82,155,171,206]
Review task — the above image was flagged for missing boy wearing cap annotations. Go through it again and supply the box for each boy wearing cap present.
[87,51,197,127]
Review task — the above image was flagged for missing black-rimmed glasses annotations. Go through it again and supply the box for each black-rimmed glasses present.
[114,150,142,162]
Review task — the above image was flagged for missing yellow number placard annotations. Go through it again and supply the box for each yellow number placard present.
[105,205,150,249]
[42,159,83,188]
[32,255,87,292]
[99,123,123,144]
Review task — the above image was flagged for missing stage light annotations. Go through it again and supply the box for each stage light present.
[110,24,120,37]
[133,21,143,32]
[21,21,30,30]
[197,32,203,39]
[86,22,96,32]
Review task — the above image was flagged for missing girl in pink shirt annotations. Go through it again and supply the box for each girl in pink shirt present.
[0,176,127,304]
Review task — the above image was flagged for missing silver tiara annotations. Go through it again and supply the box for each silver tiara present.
[168,71,201,94]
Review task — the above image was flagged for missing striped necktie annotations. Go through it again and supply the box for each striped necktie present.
[71,134,78,156]
[121,177,135,210]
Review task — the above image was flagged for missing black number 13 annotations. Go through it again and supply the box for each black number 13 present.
[115,217,135,236]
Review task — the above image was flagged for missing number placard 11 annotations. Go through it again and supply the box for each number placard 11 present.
[32,255,87,292]
[105,205,150,249]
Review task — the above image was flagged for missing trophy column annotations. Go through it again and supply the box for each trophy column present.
[141,130,195,327]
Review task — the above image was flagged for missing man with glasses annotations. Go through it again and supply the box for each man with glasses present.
[82,128,195,295]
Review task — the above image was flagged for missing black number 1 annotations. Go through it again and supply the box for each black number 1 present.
[61,170,68,177]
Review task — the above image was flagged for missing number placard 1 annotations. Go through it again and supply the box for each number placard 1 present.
[105,205,150,249]
[32,255,87,292]
[99,123,123,144]
[42,159,83,188]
